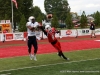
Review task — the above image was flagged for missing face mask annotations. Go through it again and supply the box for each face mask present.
[32,19,35,24]
[47,27,51,31]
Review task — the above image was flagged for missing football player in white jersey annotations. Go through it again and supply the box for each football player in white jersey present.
[26,16,39,61]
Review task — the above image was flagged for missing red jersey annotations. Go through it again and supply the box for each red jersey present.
[51,27,56,35]
[46,28,57,43]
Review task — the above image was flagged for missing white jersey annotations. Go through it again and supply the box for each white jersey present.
[26,22,39,36]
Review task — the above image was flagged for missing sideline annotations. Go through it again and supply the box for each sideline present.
[0,48,100,59]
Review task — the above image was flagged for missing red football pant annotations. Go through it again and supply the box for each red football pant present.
[52,41,62,52]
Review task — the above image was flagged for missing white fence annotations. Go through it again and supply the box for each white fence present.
[0,28,100,42]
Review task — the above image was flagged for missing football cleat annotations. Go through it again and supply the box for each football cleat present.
[57,52,62,57]
[33,55,37,61]
[29,54,33,60]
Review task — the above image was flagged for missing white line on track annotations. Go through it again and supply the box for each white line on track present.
[0,58,100,73]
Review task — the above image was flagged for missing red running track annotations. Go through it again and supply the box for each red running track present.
[0,40,100,58]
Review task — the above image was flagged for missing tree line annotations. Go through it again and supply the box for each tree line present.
[0,0,100,32]
[0,0,45,32]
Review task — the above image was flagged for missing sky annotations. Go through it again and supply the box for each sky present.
[33,0,100,15]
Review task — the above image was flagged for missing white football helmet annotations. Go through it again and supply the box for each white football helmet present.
[28,16,35,22]
[45,25,51,31]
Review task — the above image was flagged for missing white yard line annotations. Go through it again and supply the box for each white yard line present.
[0,58,100,73]
[0,73,11,75]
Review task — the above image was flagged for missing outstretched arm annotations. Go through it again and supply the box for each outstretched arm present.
[56,30,60,33]
[39,26,47,36]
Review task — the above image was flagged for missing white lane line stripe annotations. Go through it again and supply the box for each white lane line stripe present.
[0,73,11,75]
[0,58,100,73]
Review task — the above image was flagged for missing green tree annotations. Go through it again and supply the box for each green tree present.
[0,0,33,30]
[65,12,73,29]
[31,6,42,18]
[0,0,12,20]
[51,13,59,28]
[80,11,87,28]
[44,0,70,20]
[94,11,100,27]
[19,0,33,20]
[0,0,44,31]
[18,14,26,32]
[36,13,43,23]
[31,6,45,22]
[4,14,9,20]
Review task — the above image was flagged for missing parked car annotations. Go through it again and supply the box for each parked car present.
[59,23,66,28]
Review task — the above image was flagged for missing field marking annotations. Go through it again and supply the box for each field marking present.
[0,73,11,75]
[95,40,100,41]
[0,58,100,73]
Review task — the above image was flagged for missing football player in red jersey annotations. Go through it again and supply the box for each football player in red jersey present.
[51,27,62,38]
[40,25,69,60]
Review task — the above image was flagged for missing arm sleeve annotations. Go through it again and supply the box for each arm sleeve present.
[26,22,31,27]
[39,26,47,36]
[33,22,39,27]
[56,30,60,33]
[26,22,35,30]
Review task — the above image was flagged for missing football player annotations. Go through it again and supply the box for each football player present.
[40,25,69,60]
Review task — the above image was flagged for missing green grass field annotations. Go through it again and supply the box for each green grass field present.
[0,49,100,75]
